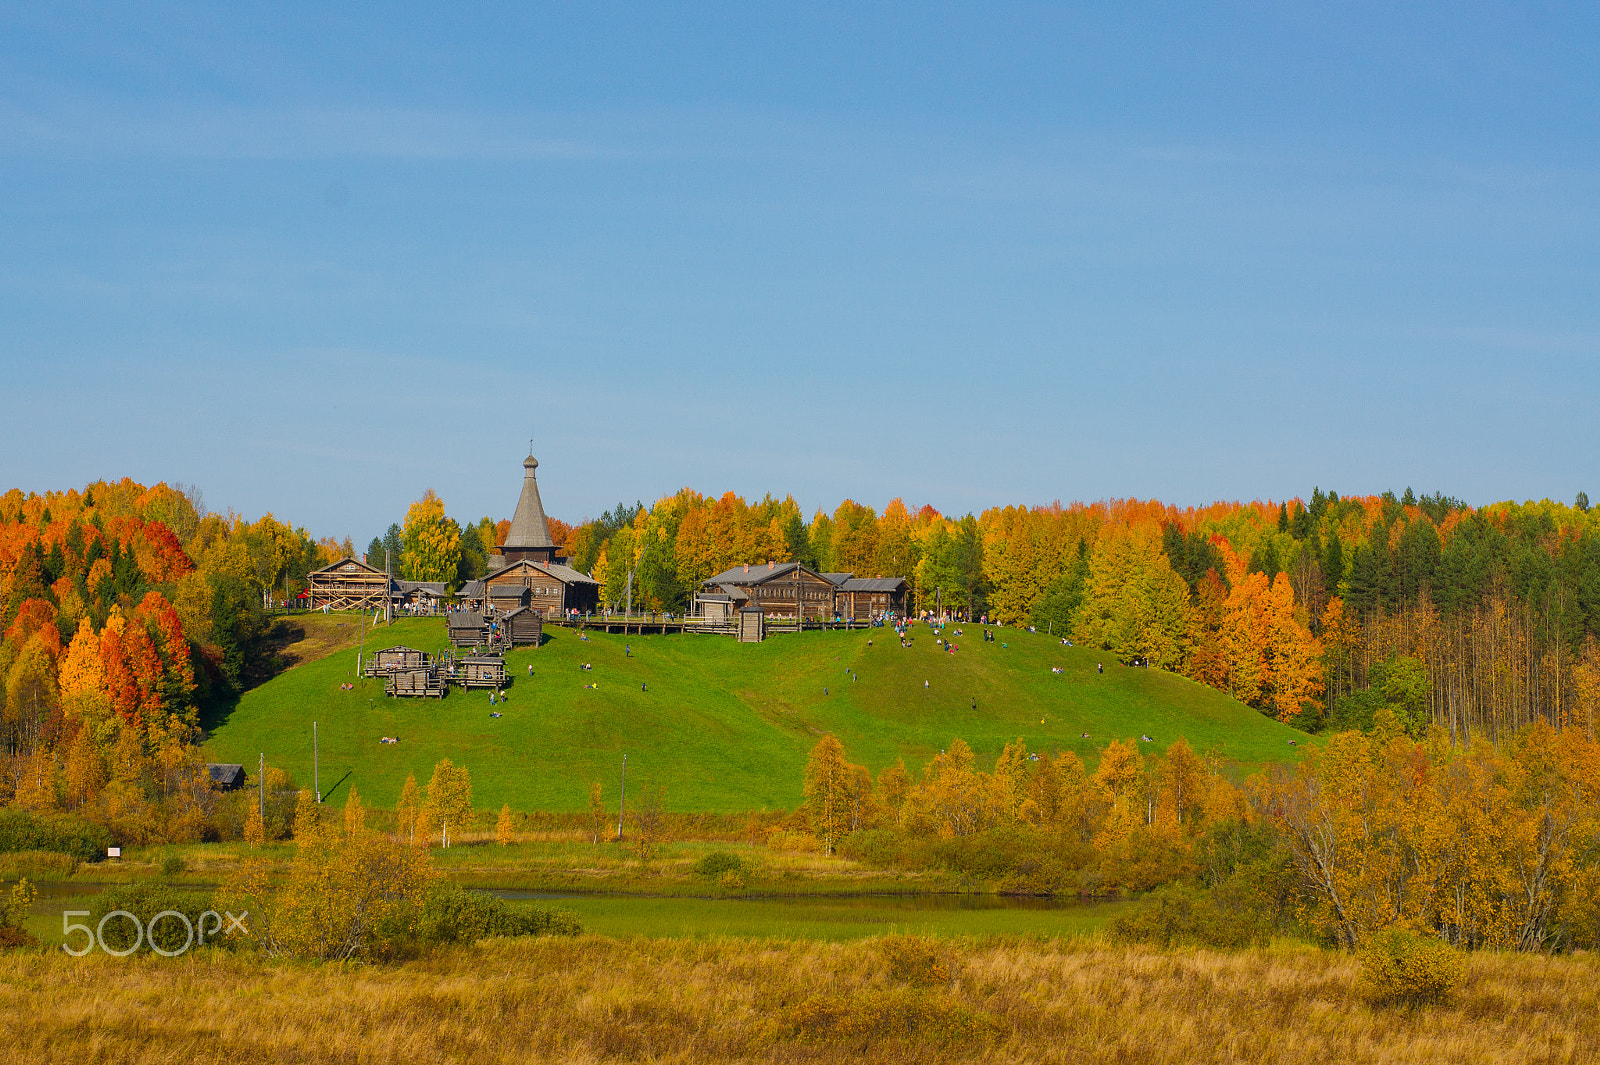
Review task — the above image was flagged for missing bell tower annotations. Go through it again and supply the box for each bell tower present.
[499,451,557,565]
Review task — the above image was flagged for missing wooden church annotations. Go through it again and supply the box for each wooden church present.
[475,452,601,618]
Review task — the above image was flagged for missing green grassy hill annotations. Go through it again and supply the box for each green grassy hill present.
[202,618,1311,812]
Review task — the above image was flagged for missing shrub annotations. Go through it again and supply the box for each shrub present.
[88,882,224,956]
[843,825,1087,888]
[837,828,911,867]
[160,855,187,877]
[1358,929,1462,1007]
[880,935,950,987]
[0,850,79,880]
[1,877,38,937]
[692,851,745,878]
[412,886,581,947]
[0,925,37,952]
[1110,883,1268,950]
[0,810,113,863]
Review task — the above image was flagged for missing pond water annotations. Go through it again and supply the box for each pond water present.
[15,881,1128,944]
[484,888,1126,940]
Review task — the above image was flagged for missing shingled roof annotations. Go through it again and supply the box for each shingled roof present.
[485,559,601,586]
[395,581,449,597]
[703,561,810,585]
[308,556,383,576]
[840,577,907,592]
[503,454,555,551]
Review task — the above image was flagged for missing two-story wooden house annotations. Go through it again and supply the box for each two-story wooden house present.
[696,561,843,622]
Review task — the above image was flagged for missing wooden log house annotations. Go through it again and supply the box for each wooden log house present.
[484,558,600,618]
[837,577,909,620]
[696,562,844,622]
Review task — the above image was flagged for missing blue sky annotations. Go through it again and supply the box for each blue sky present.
[2,3,1597,543]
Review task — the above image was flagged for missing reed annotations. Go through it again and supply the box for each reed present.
[1,936,1594,1063]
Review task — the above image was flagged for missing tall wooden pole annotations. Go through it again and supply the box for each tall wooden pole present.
[314,721,320,803]
[616,753,627,841]
[258,752,264,828]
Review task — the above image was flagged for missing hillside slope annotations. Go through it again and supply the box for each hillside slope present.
[202,618,1311,811]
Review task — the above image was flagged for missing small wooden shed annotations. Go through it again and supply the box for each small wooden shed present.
[737,603,765,643]
[697,593,733,623]
[458,656,507,689]
[503,606,543,646]
[448,611,490,648]
[206,764,246,791]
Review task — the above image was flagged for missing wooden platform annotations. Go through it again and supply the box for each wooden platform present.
[363,646,430,677]
[451,655,507,689]
[386,667,445,698]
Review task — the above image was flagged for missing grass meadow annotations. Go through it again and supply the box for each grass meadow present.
[1,934,1594,1064]
[201,616,1311,811]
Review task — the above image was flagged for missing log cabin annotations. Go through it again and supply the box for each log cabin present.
[502,606,544,646]
[695,565,909,623]
[484,558,600,618]
[696,561,842,622]
[837,577,909,619]
[447,610,489,648]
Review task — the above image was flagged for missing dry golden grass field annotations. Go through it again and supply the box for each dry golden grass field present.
[1,935,1595,1065]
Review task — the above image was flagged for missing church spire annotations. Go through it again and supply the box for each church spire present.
[502,450,555,560]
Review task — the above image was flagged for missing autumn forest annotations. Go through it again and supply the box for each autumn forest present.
[1,478,1598,845]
